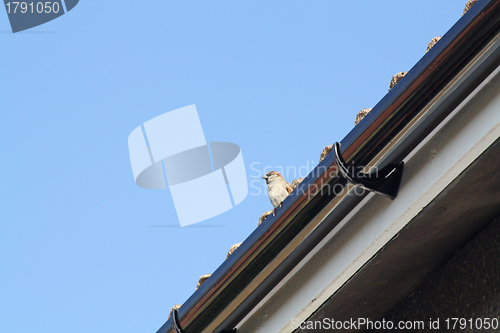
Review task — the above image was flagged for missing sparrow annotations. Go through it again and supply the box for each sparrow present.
[262,171,293,214]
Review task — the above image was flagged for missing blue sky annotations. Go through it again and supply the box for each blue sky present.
[1,1,468,332]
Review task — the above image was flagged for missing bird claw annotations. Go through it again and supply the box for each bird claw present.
[272,208,277,216]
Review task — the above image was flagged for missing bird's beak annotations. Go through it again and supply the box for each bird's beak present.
[262,175,268,180]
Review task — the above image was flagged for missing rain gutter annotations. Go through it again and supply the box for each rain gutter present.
[156,1,500,332]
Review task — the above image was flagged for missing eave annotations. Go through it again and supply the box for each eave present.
[155,1,500,332]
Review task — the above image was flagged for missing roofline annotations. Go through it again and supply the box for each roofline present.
[239,35,500,332]
[156,1,500,332]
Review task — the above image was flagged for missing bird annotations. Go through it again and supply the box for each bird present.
[262,171,293,214]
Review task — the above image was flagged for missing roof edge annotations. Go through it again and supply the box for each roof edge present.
[156,1,500,332]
